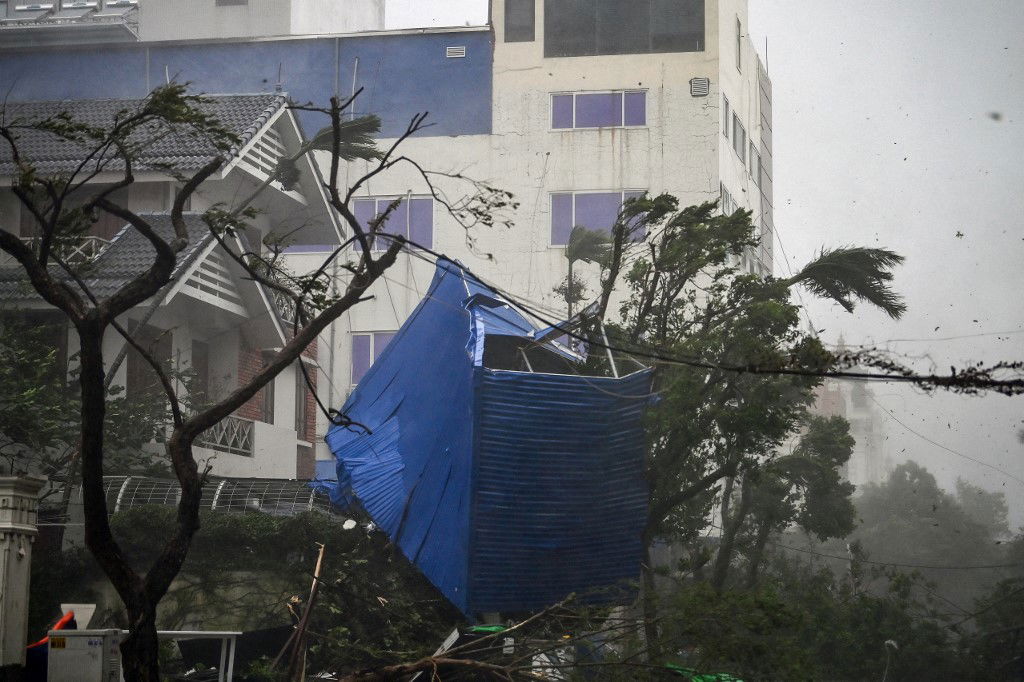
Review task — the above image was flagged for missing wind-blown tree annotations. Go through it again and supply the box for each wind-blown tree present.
[584,196,904,649]
[722,414,857,590]
[0,84,507,680]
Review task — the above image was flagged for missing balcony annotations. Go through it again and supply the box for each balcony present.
[1,235,111,267]
[196,415,254,457]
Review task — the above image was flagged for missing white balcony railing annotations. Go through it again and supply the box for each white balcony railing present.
[196,415,254,457]
[6,235,112,266]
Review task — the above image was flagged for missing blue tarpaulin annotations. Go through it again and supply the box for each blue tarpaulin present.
[325,260,652,615]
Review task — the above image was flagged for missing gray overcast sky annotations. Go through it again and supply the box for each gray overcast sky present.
[387,1,1024,520]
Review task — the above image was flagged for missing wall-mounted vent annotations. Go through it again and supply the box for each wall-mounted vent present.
[446,46,466,58]
[690,77,710,97]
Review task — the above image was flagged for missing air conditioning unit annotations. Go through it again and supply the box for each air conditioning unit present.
[47,629,122,682]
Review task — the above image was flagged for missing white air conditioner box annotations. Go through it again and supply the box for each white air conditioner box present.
[47,629,122,682]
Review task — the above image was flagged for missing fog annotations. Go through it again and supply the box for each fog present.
[386,0,1024,527]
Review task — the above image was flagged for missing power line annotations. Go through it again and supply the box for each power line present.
[395,242,1023,394]
[868,395,1024,487]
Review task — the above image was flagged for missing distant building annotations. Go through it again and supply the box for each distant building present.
[0,0,774,478]
[811,377,892,489]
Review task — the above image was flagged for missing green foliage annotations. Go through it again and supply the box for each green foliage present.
[784,246,907,318]
[306,115,383,161]
[659,582,813,680]
[103,508,461,673]
[0,316,169,479]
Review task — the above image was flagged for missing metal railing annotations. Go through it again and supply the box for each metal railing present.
[5,235,112,266]
[196,415,254,457]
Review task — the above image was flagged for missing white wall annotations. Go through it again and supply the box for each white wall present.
[140,0,384,42]
[291,0,384,35]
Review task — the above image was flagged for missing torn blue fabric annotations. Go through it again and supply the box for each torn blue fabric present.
[325,259,652,615]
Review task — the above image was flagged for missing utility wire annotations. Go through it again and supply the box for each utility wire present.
[393,240,1024,393]
[867,395,1024,487]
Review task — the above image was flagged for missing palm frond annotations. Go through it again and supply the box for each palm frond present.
[566,225,610,264]
[304,114,382,161]
[785,246,906,319]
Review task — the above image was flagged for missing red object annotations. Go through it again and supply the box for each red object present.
[26,610,76,649]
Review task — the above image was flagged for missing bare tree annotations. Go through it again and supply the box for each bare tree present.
[0,84,504,680]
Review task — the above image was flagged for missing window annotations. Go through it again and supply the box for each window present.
[190,340,210,405]
[125,324,172,399]
[736,17,742,71]
[352,196,433,251]
[351,331,396,385]
[552,91,646,129]
[722,95,730,139]
[262,372,275,425]
[295,363,308,439]
[505,0,535,42]
[550,190,645,246]
[720,183,737,214]
[544,0,705,58]
[732,114,746,164]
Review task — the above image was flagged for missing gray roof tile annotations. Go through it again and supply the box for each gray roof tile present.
[0,212,214,302]
[0,93,286,176]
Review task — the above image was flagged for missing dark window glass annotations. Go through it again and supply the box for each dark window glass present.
[551,193,574,246]
[408,198,433,248]
[191,340,209,405]
[263,371,275,425]
[575,92,622,127]
[373,332,395,361]
[352,197,433,251]
[505,0,535,42]
[125,324,172,399]
[596,0,648,55]
[552,94,574,128]
[551,191,647,245]
[295,364,307,437]
[624,92,646,126]
[351,334,371,385]
[544,0,596,58]
[545,0,704,57]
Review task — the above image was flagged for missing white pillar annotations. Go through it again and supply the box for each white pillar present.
[0,476,46,669]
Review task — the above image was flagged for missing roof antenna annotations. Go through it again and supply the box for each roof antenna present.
[275,63,283,92]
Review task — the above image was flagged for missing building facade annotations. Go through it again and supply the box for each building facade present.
[0,0,774,477]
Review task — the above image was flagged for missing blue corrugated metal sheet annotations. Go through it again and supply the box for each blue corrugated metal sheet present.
[326,259,652,616]
[468,369,651,613]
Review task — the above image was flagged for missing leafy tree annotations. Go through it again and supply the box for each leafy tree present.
[956,477,1010,539]
[740,414,857,588]
[582,195,905,653]
[0,84,506,680]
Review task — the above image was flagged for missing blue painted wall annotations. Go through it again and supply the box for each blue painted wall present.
[0,30,494,137]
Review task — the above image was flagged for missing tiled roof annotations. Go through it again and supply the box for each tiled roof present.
[0,213,214,302]
[0,93,286,176]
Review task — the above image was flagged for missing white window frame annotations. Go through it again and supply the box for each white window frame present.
[350,330,396,387]
[354,195,433,252]
[550,90,648,130]
[549,189,647,248]
[722,95,731,139]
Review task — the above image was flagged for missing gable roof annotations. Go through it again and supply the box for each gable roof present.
[0,93,286,176]
[0,212,212,302]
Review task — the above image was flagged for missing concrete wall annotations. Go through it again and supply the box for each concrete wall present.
[140,0,291,42]
[139,0,384,42]
[291,0,384,35]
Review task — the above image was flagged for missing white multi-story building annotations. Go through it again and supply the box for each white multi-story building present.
[0,0,773,477]
[0,0,383,46]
